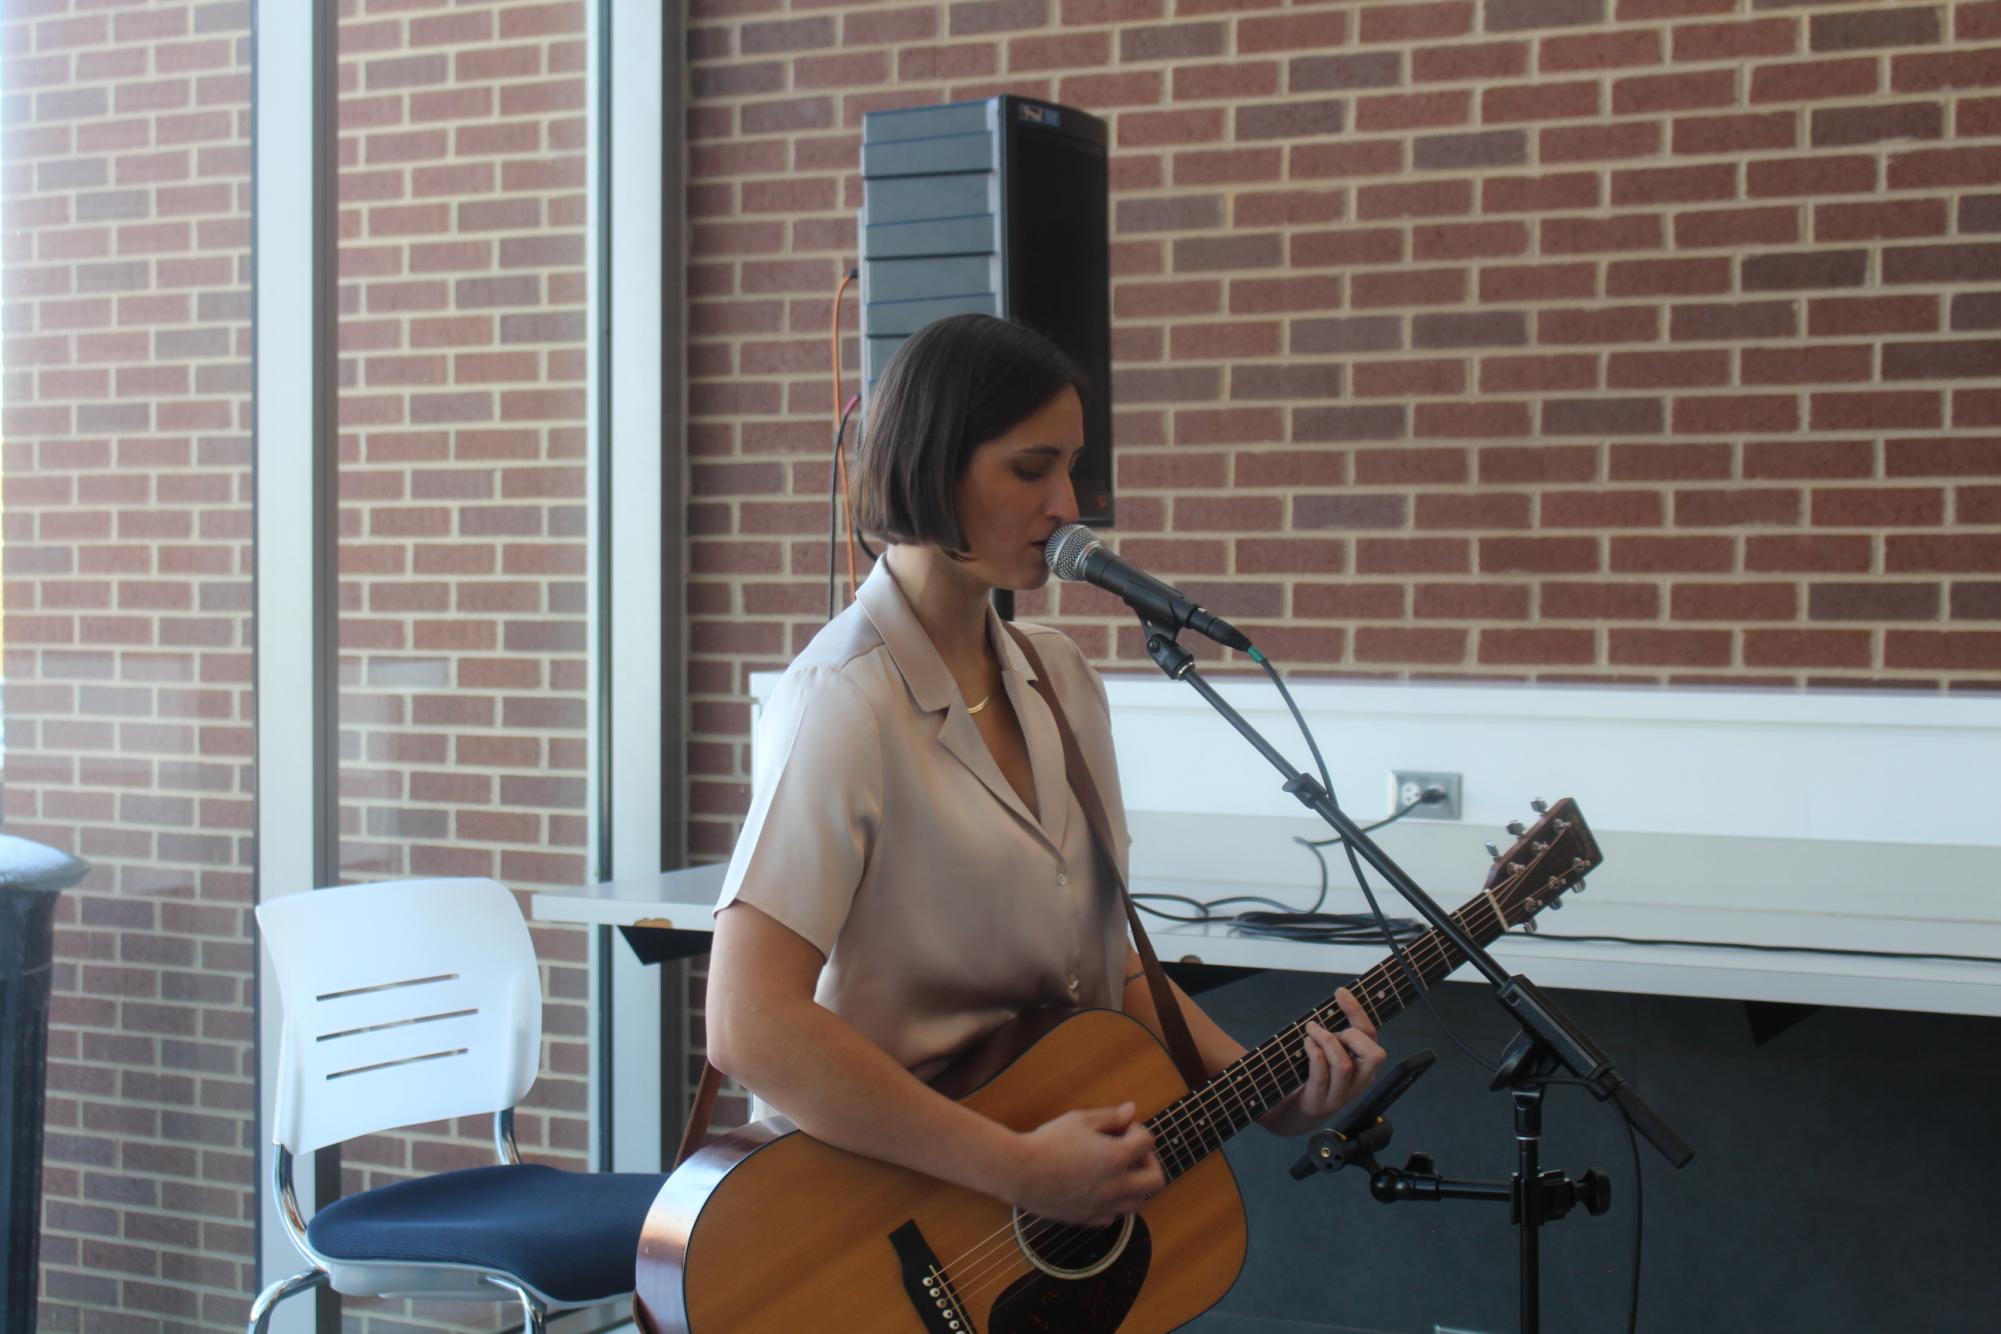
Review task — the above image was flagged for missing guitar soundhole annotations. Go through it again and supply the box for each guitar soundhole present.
[991,1215,1152,1333]
[1012,1212,1131,1278]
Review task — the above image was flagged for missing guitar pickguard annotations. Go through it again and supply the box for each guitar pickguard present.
[986,1217,1152,1333]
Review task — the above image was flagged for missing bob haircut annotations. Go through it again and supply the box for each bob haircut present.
[852,313,1089,554]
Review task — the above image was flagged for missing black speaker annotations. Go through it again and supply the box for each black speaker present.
[858,96,1114,526]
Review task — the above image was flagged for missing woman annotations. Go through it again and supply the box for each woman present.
[705,314,1386,1228]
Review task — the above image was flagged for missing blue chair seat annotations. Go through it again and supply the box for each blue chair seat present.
[307,1164,669,1304]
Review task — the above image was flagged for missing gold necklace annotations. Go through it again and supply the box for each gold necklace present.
[967,691,993,716]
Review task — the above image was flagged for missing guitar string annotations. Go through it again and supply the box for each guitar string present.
[936,892,1522,1310]
[942,894,1506,1302]
[948,840,1582,1310]
[943,899,1502,1311]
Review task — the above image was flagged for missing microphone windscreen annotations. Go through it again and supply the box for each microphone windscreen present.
[1044,523,1100,580]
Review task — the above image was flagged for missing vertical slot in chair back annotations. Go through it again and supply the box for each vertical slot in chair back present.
[257,878,541,1157]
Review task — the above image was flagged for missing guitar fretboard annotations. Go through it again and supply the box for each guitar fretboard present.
[1144,896,1509,1183]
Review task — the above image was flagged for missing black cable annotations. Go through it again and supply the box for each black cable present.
[1620,1100,1642,1334]
[1254,653,1500,1076]
[1515,932,2001,967]
[826,395,862,621]
[1129,795,1433,925]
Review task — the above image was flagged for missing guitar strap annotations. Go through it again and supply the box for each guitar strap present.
[999,621,1209,1092]
[671,622,1207,1173]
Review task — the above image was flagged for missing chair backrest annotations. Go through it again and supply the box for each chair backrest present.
[257,878,542,1156]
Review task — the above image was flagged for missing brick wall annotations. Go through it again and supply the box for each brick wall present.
[683,0,2001,866]
[1,0,592,1328]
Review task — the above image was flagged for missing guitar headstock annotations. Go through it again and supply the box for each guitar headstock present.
[1481,798,1602,934]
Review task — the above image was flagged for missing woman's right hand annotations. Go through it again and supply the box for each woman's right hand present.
[1007,1102,1165,1225]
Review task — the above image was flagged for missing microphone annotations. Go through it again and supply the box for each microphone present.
[1043,523,1255,653]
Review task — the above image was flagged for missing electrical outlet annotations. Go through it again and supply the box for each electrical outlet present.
[1391,770,1461,821]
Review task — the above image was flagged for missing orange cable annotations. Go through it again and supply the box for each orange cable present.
[830,271,862,603]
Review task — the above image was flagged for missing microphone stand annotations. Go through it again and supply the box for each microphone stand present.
[1137,622,1692,1334]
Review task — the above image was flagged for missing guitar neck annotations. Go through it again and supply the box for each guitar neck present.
[1145,895,1505,1183]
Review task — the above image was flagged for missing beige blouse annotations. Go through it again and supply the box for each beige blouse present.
[715,558,1131,1083]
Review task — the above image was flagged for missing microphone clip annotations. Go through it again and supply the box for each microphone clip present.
[1140,619,1196,680]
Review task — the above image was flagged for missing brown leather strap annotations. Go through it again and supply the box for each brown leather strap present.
[674,1055,725,1170]
[1002,622,1208,1091]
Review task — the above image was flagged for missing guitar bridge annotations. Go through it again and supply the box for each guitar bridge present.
[889,1220,976,1333]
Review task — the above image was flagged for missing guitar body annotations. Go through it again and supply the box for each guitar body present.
[635,1008,1247,1333]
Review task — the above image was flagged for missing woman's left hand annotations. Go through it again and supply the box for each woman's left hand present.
[1258,987,1388,1138]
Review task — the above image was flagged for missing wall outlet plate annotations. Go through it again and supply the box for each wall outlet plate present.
[1391,770,1461,821]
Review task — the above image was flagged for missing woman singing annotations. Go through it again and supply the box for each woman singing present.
[704,313,1387,1229]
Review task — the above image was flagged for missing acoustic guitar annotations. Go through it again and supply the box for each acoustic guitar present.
[635,799,1602,1332]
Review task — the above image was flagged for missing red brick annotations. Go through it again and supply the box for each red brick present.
[1480,536,1601,574]
[1541,490,1665,528]
[1414,581,1531,620]
[1892,50,2001,94]
[1671,582,1798,621]
[1358,1,1473,45]
[1744,441,1874,480]
[1295,583,1406,618]
[1810,582,1941,621]
[1750,56,1878,104]
[1613,535,1737,573]
[1810,391,1943,432]
[1745,535,1874,573]
[1540,580,1661,619]
[1479,627,1595,664]
[1358,89,1472,134]
[1413,41,1528,83]
[1414,402,1533,439]
[1479,444,1599,484]
[1237,10,1349,52]
[1480,355,1597,394]
[1744,630,1872,669]
[1886,535,2001,573]
[1747,154,1878,198]
[1354,627,1468,664]
[1816,486,1936,528]
[1536,305,1659,345]
[1614,68,1736,116]
[1414,492,1531,530]
[1675,17,1799,63]
[1607,257,1732,297]
[1542,30,1661,73]
[1480,262,1596,304]
[1355,537,1471,574]
[1885,631,2001,670]
[1544,214,1669,257]
[1740,345,1873,386]
[1484,80,1601,124]
[1610,628,1733,667]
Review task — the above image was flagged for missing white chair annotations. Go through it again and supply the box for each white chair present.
[250,877,667,1333]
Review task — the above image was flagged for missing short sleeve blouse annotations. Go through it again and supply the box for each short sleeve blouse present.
[715,559,1131,1082]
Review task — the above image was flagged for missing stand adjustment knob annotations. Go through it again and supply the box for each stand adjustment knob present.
[1404,1152,1435,1175]
[1577,1168,1613,1216]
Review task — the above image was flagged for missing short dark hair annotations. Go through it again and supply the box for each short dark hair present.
[852,314,1088,552]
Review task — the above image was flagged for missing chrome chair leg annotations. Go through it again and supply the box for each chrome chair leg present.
[247,1268,329,1334]
[482,1274,549,1334]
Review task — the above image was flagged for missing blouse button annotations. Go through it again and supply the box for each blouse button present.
[1056,872,1069,887]
[1067,975,1080,993]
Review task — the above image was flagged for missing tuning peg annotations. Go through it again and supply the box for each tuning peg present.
[1545,896,1564,910]
[1485,841,1501,861]
[1519,918,1537,934]
[1530,799,1548,814]
[1506,820,1526,837]
[1573,878,1587,893]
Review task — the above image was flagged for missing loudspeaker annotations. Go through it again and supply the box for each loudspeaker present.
[858,95,1114,526]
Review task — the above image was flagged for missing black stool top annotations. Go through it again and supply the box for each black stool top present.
[0,834,89,895]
